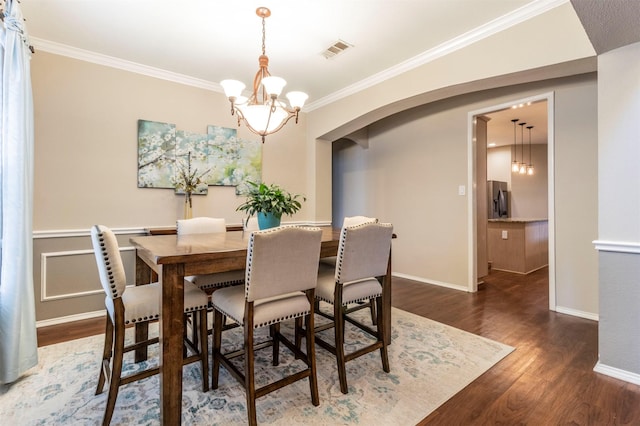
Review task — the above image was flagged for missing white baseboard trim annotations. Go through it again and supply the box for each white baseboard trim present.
[33,227,148,239]
[555,305,599,321]
[36,309,106,328]
[392,272,469,292]
[594,361,640,386]
[33,221,334,239]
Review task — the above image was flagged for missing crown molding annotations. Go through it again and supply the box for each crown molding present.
[30,37,223,93]
[30,0,568,111]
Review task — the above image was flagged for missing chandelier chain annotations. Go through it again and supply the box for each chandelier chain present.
[261,15,266,56]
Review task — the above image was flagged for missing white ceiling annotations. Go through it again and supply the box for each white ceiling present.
[485,100,548,147]
[20,0,590,146]
[23,0,552,108]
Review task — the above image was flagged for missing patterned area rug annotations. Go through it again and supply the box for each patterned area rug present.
[1,307,513,425]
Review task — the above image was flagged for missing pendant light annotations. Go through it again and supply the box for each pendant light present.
[511,119,520,173]
[518,122,527,174]
[527,125,535,175]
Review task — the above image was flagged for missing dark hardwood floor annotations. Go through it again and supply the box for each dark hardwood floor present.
[37,267,640,424]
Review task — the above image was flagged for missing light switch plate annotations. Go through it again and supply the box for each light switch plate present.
[501,230,508,239]
[458,185,466,196]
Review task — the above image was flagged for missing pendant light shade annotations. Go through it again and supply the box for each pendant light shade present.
[509,115,536,177]
[527,125,535,175]
[518,122,527,174]
[511,119,520,173]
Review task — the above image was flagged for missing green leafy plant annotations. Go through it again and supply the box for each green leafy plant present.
[236,181,305,220]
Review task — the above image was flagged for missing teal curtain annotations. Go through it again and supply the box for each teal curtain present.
[0,0,37,384]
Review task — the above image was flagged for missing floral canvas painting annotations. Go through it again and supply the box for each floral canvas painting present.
[206,125,262,194]
[174,130,210,195]
[137,120,261,193]
[137,120,176,188]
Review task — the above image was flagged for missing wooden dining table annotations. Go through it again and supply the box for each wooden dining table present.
[129,226,393,425]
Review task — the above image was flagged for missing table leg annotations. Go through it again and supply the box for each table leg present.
[383,249,392,345]
[135,253,150,362]
[159,263,184,425]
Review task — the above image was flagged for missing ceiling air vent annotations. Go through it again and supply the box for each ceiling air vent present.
[322,39,353,59]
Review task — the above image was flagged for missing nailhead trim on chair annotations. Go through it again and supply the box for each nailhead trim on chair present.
[124,314,160,325]
[97,231,119,298]
[254,311,310,328]
[316,293,381,305]
[335,222,393,286]
[184,304,209,313]
[215,305,311,329]
[244,226,307,300]
[195,279,245,291]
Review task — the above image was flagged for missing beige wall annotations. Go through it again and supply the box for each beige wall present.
[305,2,594,222]
[32,52,310,232]
[332,74,599,317]
[31,3,599,323]
[31,52,312,322]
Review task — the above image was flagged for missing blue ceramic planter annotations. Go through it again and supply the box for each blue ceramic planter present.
[257,212,281,229]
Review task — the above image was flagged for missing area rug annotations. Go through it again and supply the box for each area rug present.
[0,307,513,425]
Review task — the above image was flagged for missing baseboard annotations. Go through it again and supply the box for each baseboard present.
[36,309,106,328]
[555,305,599,321]
[392,272,469,292]
[594,361,640,385]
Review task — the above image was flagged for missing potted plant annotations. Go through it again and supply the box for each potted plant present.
[236,181,305,229]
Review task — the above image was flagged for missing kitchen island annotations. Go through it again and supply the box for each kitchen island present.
[487,218,548,274]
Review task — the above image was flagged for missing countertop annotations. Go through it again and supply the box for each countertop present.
[488,218,548,223]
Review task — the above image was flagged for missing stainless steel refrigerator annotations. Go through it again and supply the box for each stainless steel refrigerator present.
[488,180,509,218]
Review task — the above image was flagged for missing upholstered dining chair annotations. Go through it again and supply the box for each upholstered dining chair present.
[319,215,378,269]
[312,221,393,394]
[320,215,379,322]
[176,217,246,294]
[91,224,209,426]
[177,217,246,344]
[210,226,323,426]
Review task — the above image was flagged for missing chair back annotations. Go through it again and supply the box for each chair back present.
[336,222,393,284]
[342,215,377,228]
[91,225,127,300]
[177,217,226,235]
[245,226,322,302]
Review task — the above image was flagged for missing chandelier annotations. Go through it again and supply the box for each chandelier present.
[220,7,308,142]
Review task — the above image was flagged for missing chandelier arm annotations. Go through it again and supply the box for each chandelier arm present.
[253,64,271,104]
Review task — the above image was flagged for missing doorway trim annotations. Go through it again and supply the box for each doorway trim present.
[467,91,556,311]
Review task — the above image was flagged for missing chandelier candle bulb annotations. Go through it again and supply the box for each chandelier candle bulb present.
[286,91,309,110]
[262,76,286,97]
[220,80,246,101]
